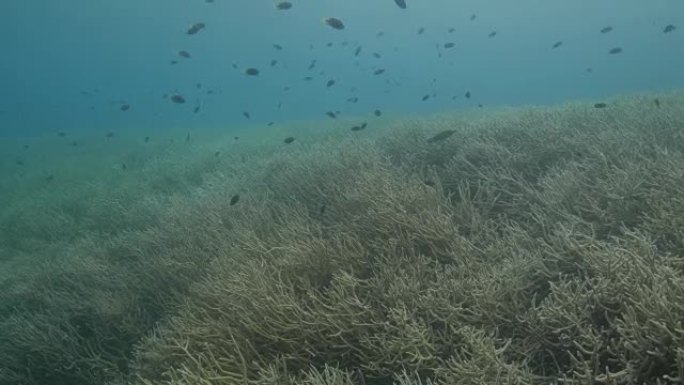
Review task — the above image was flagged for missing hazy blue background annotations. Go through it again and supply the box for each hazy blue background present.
[1,0,682,137]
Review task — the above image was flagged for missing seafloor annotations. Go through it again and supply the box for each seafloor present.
[1,91,683,385]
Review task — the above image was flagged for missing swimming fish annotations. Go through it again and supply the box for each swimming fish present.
[186,22,206,35]
[427,130,456,143]
[170,94,186,104]
[351,122,368,131]
[663,24,676,33]
[594,102,607,108]
[394,0,407,9]
[230,194,240,206]
[275,2,292,10]
[244,68,260,76]
[608,47,623,54]
[600,26,613,34]
[284,136,295,144]
[323,17,345,30]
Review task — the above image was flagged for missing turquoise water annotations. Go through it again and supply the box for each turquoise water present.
[1,0,682,136]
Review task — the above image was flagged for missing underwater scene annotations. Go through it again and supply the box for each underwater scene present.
[1,0,684,384]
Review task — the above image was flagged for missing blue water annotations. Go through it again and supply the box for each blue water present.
[1,0,682,137]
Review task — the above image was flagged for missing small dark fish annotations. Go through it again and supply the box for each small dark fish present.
[326,42,334,47]
[304,76,313,81]
[347,96,359,103]
[374,109,382,117]
[178,50,191,58]
[270,59,278,67]
[185,132,190,141]
[121,163,127,170]
[169,60,178,65]
[120,104,130,111]
[373,52,382,59]
[594,102,608,108]
[326,79,336,88]
[214,151,221,156]
[230,194,240,206]
[284,136,295,144]
[308,60,317,70]
[394,0,407,9]
[470,14,477,21]
[465,91,471,99]
[275,1,292,10]
[323,17,345,30]
[351,122,367,131]
[244,67,259,76]
[374,68,386,75]
[193,106,200,114]
[354,46,362,56]
[243,111,251,119]
[663,24,676,33]
[320,204,326,214]
[488,31,497,37]
[15,160,24,166]
[144,136,150,143]
[448,27,455,33]
[654,98,661,108]
[186,22,206,35]
[608,47,623,54]
[273,44,283,50]
[325,111,337,119]
[585,67,593,73]
[424,180,435,187]
[421,94,430,101]
[376,31,384,37]
[552,41,563,49]
[427,129,456,143]
[171,94,186,104]
[23,144,29,150]
[267,122,275,126]
[105,132,115,138]
[417,27,425,35]
[600,26,613,34]
[231,63,239,69]
[196,83,202,89]
[71,140,78,147]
